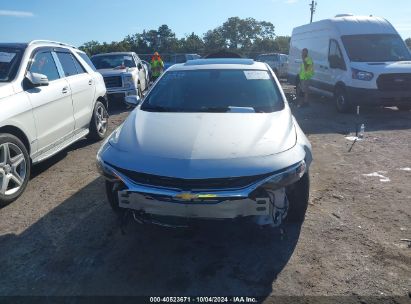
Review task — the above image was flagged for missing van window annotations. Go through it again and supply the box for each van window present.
[329,40,346,70]
[341,34,411,62]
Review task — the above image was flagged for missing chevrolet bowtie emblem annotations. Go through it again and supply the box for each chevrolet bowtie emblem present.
[174,193,199,200]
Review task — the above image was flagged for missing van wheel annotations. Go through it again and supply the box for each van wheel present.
[0,134,31,207]
[88,101,109,141]
[397,105,411,111]
[286,172,310,223]
[335,88,353,113]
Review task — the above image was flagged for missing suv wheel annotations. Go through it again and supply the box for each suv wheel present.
[286,172,309,223]
[88,101,109,141]
[335,88,353,113]
[0,134,30,207]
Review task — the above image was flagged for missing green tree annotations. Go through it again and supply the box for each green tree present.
[274,36,291,54]
[181,32,205,53]
[203,28,226,52]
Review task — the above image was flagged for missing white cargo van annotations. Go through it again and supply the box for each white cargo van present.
[288,14,411,112]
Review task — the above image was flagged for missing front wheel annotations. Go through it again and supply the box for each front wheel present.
[335,88,354,113]
[105,180,124,214]
[88,101,109,141]
[286,172,310,223]
[0,134,31,207]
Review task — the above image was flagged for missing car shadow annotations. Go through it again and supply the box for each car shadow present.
[289,95,411,135]
[0,177,302,298]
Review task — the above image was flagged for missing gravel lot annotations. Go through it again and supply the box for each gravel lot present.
[0,85,410,302]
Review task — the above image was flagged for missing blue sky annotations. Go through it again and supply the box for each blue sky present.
[1,0,411,47]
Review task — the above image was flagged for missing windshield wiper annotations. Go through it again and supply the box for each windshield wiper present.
[142,105,176,112]
[198,106,230,112]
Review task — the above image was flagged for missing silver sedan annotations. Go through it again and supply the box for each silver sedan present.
[97,58,312,227]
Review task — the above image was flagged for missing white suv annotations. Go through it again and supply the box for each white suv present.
[0,40,109,205]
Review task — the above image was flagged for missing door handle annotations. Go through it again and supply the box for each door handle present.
[62,87,69,94]
[88,79,93,85]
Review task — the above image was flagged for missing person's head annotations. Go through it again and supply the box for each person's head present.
[37,55,47,70]
[302,48,308,59]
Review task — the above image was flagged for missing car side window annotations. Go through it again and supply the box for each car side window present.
[72,55,86,74]
[29,51,60,81]
[329,40,346,70]
[56,52,78,77]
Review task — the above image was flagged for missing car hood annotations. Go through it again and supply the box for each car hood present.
[102,107,302,178]
[352,61,411,73]
[0,83,15,100]
[117,108,296,159]
[97,68,137,76]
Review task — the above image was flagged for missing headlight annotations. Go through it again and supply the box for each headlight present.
[108,125,123,146]
[352,68,374,81]
[123,74,136,86]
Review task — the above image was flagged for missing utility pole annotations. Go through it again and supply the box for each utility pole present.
[310,0,317,23]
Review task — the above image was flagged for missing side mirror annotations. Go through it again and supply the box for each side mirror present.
[137,63,143,70]
[124,95,141,107]
[26,72,49,87]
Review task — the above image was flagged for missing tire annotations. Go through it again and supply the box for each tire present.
[286,173,310,223]
[88,101,109,141]
[397,105,411,111]
[105,180,123,214]
[0,134,31,207]
[335,87,354,113]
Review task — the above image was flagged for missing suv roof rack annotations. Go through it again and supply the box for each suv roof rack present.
[28,40,77,49]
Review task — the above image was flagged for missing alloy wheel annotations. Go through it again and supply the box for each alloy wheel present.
[0,142,27,196]
[96,103,108,136]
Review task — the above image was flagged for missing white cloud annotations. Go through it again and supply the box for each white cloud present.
[0,10,34,17]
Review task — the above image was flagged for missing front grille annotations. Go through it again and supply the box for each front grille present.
[109,164,273,191]
[104,76,122,88]
[377,74,411,91]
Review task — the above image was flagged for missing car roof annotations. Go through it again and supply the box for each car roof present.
[92,52,135,57]
[169,58,268,71]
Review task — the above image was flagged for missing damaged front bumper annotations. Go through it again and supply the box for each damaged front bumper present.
[96,159,306,219]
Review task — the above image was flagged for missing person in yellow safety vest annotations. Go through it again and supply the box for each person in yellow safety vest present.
[150,52,164,82]
[298,48,314,107]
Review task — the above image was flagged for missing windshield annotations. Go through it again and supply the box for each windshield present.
[141,69,284,113]
[0,48,23,82]
[341,34,411,62]
[91,54,136,69]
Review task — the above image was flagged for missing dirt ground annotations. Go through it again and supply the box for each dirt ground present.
[0,84,410,303]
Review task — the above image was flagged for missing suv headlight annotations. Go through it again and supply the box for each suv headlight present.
[352,68,374,81]
[123,74,136,86]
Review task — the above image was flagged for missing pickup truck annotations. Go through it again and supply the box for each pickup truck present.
[91,52,148,103]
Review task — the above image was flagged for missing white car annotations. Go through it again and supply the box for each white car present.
[0,40,109,205]
[97,59,312,227]
[288,14,411,112]
[91,52,148,103]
